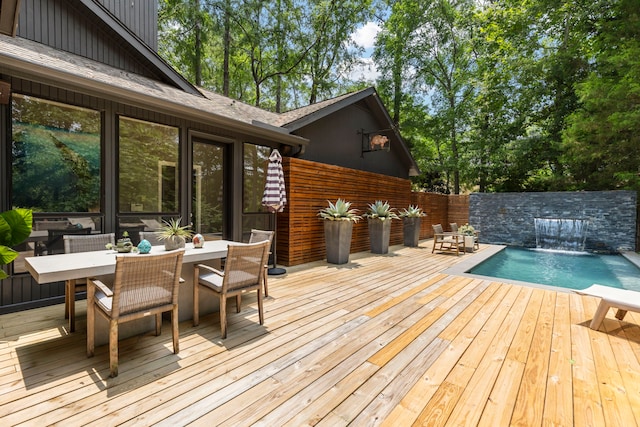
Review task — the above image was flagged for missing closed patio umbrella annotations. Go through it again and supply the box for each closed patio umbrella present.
[261,149,287,275]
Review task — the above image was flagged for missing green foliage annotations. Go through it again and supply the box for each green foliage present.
[399,205,425,218]
[0,209,32,280]
[318,199,362,222]
[563,0,640,191]
[365,200,399,221]
[158,0,640,194]
[158,217,194,240]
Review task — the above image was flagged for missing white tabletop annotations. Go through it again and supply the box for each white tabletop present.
[25,240,236,284]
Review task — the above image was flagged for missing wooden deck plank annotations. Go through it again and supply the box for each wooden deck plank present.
[570,294,606,427]
[477,286,541,427]
[0,243,638,426]
[542,291,574,427]
[510,289,556,427]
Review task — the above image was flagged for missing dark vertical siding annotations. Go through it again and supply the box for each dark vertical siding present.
[98,0,158,51]
[17,0,158,77]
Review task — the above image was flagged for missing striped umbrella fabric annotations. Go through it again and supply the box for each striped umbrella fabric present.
[262,149,287,213]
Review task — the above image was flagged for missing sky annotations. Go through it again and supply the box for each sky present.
[348,21,382,82]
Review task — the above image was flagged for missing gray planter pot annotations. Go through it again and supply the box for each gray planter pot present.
[164,235,186,251]
[368,218,391,254]
[324,220,353,264]
[403,217,422,247]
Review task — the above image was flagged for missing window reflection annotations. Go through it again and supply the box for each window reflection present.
[118,116,179,213]
[11,94,101,212]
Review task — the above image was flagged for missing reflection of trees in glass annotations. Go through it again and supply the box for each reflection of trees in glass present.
[11,94,101,212]
[119,117,179,212]
[243,143,270,213]
[193,142,224,234]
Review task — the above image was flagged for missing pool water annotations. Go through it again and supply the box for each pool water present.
[468,247,640,291]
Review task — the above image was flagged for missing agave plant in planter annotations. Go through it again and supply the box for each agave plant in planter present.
[399,205,426,247]
[158,217,193,251]
[365,200,399,254]
[318,199,361,264]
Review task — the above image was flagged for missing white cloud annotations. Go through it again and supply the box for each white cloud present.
[345,57,380,83]
[350,22,381,50]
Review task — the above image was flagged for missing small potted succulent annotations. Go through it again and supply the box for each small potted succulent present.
[158,217,193,251]
[318,199,361,264]
[399,205,426,247]
[365,200,399,254]
[115,231,133,253]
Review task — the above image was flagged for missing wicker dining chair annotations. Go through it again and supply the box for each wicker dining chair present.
[63,233,116,332]
[139,231,164,247]
[86,250,184,377]
[248,229,274,297]
[193,241,270,338]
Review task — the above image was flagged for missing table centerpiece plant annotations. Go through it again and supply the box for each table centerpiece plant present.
[158,217,193,251]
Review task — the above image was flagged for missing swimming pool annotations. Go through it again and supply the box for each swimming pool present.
[466,247,640,291]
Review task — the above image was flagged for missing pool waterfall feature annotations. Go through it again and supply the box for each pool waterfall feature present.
[468,191,636,253]
[534,218,589,252]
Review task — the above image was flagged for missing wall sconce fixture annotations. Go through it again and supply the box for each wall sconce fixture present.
[359,128,392,156]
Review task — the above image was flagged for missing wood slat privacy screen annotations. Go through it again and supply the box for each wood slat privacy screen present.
[277,157,470,266]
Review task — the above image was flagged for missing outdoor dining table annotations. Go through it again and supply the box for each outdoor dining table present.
[24,240,237,345]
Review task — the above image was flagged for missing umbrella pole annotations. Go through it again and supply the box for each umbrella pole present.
[268,211,286,275]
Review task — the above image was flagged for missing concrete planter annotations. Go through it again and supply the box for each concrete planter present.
[324,220,353,264]
[402,217,421,247]
[368,218,391,254]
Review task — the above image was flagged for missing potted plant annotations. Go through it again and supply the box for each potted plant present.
[399,205,426,247]
[0,208,32,280]
[365,200,399,254]
[116,231,133,253]
[459,223,476,252]
[158,217,193,251]
[318,199,361,264]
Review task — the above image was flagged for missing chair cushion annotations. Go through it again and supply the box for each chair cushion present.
[95,288,113,313]
[199,271,224,292]
[199,270,259,292]
[95,286,172,314]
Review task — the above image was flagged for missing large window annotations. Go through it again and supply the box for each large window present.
[118,117,179,213]
[11,94,101,212]
[242,143,272,239]
[243,143,271,213]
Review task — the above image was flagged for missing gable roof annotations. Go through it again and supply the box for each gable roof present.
[76,0,201,96]
[277,87,420,176]
[275,87,377,129]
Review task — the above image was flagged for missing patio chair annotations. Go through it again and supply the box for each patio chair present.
[193,241,270,338]
[576,284,640,330]
[63,233,116,332]
[450,223,458,233]
[248,229,274,297]
[86,250,184,377]
[139,231,164,247]
[37,227,91,256]
[432,224,464,256]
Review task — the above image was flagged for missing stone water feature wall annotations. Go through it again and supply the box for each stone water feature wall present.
[469,191,637,253]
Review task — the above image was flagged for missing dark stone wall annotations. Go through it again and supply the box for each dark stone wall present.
[469,191,637,253]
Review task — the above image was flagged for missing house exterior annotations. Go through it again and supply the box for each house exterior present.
[0,0,418,312]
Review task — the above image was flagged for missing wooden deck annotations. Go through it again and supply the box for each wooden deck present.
[1,243,640,426]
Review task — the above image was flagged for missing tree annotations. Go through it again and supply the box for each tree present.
[563,0,640,191]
